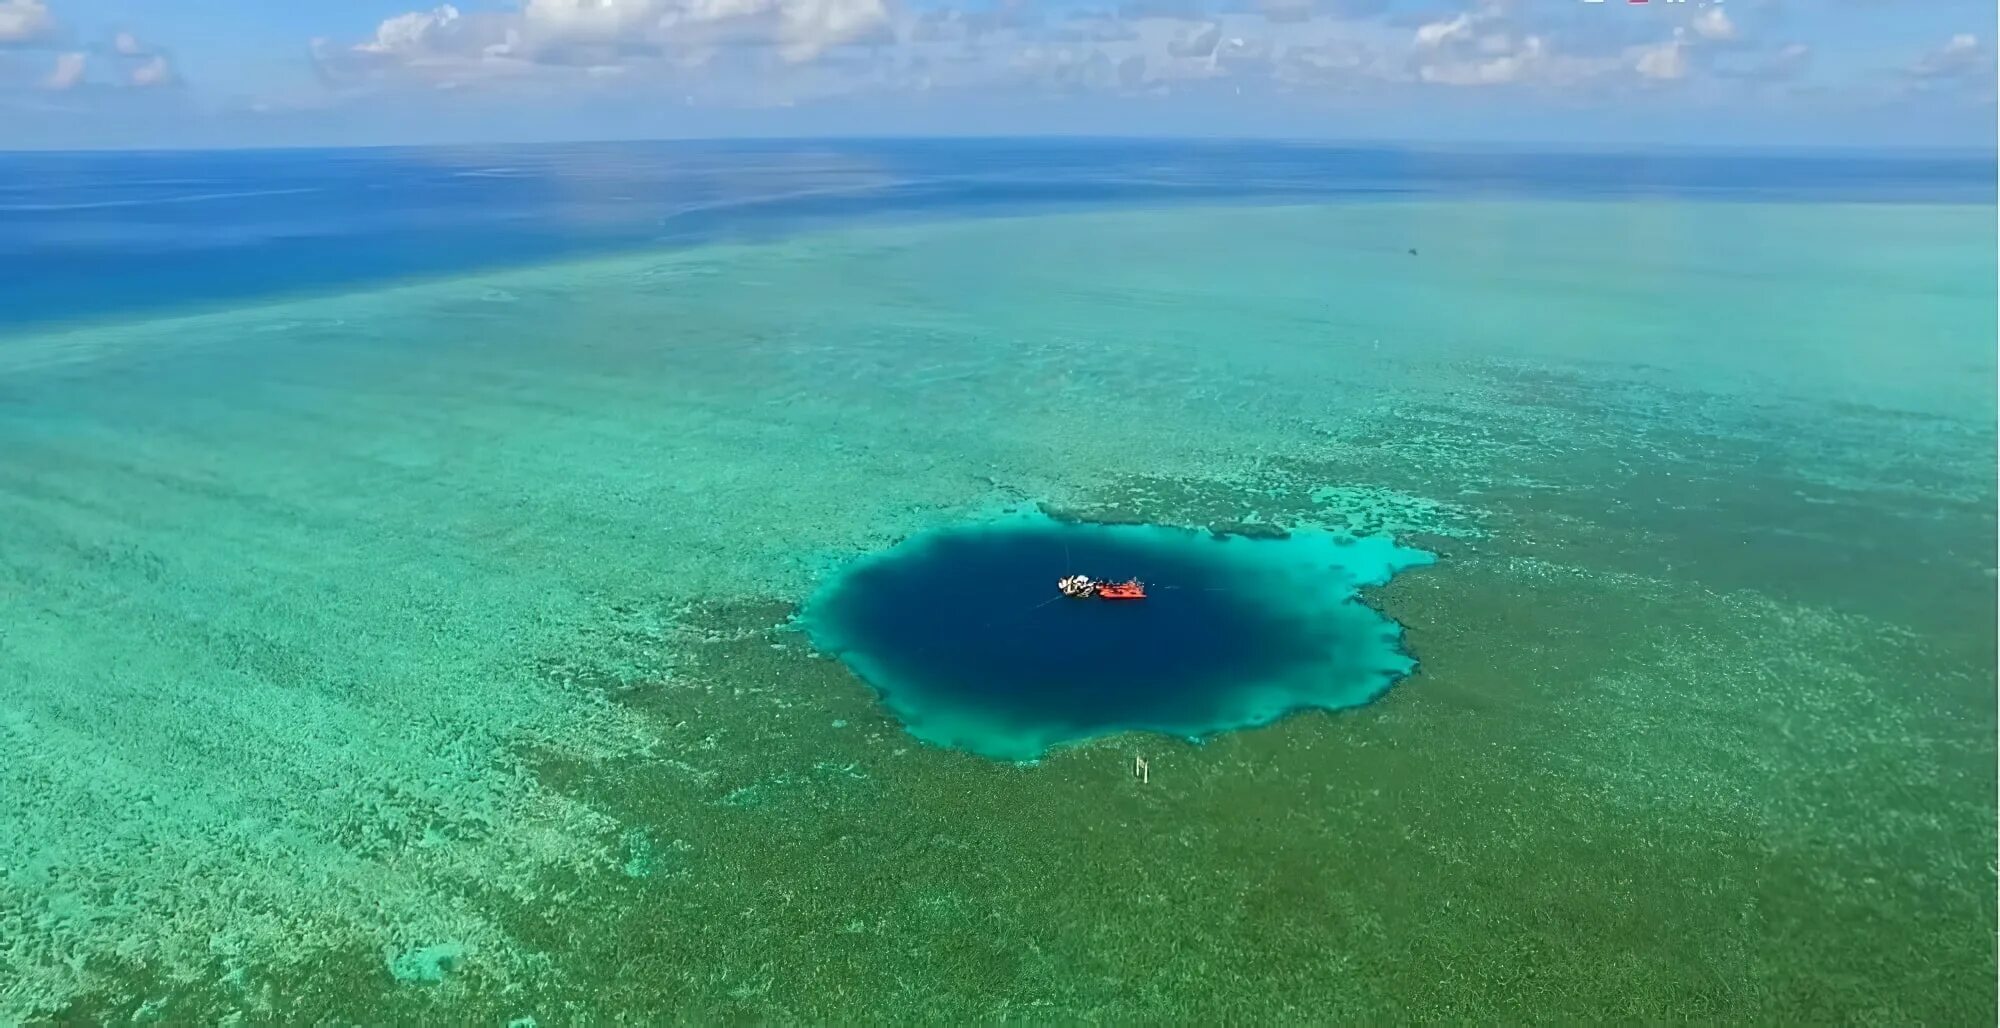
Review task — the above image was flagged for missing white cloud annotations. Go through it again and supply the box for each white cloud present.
[289,1,1902,117]
[3,8,181,94]
[0,0,56,45]
[40,48,83,89]
[1217,34,1270,71]
[324,0,895,88]
[128,53,174,87]
[357,5,465,57]
[1407,3,1726,91]
[515,0,895,64]
[1410,6,1645,91]
[1414,13,1473,50]
[890,11,1315,99]
[1633,36,1687,81]
[1764,41,1809,80]
[1908,33,1984,78]
[521,0,654,45]
[1273,22,1412,91]
[1167,21,1219,59]
[1419,36,1540,86]
[1417,31,1612,89]
[771,0,893,62]
[1690,8,1736,43]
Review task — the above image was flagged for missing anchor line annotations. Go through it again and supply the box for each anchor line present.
[885,590,1066,664]
[962,591,1065,639]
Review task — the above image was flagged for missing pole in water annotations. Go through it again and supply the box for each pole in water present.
[1134,755,1150,785]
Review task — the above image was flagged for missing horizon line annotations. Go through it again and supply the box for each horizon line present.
[3,131,1996,160]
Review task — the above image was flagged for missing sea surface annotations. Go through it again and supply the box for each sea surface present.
[0,140,1993,1021]
[3,139,1991,332]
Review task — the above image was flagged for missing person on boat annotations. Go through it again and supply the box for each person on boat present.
[1058,574,1095,598]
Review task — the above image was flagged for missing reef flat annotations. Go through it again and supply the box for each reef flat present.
[0,201,1991,1021]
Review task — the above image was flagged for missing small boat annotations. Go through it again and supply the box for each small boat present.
[1056,575,1148,600]
[1094,579,1147,600]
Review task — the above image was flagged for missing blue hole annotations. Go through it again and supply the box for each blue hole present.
[799,513,1434,761]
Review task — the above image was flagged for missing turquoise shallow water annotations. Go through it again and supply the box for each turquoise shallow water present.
[0,197,1992,1020]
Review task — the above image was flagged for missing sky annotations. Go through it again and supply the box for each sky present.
[0,0,1994,150]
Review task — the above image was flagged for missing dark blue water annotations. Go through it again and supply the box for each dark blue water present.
[812,523,1317,724]
[1,138,1991,332]
[798,515,1432,761]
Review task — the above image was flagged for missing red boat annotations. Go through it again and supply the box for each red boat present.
[1094,579,1147,600]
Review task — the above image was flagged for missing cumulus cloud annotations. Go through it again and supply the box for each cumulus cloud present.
[1216,33,1272,74]
[1409,6,1623,90]
[0,0,56,46]
[1414,13,1475,50]
[128,52,174,87]
[39,48,82,89]
[322,0,895,87]
[1690,8,1736,43]
[1908,33,1984,78]
[1633,36,1687,81]
[1404,1,1748,92]
[316,0,1414,103]
[0,4,181,94]
[355,5,469,58]
[286,0,1953,123]
[773,0,894,61]
[906,10,1310,99]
